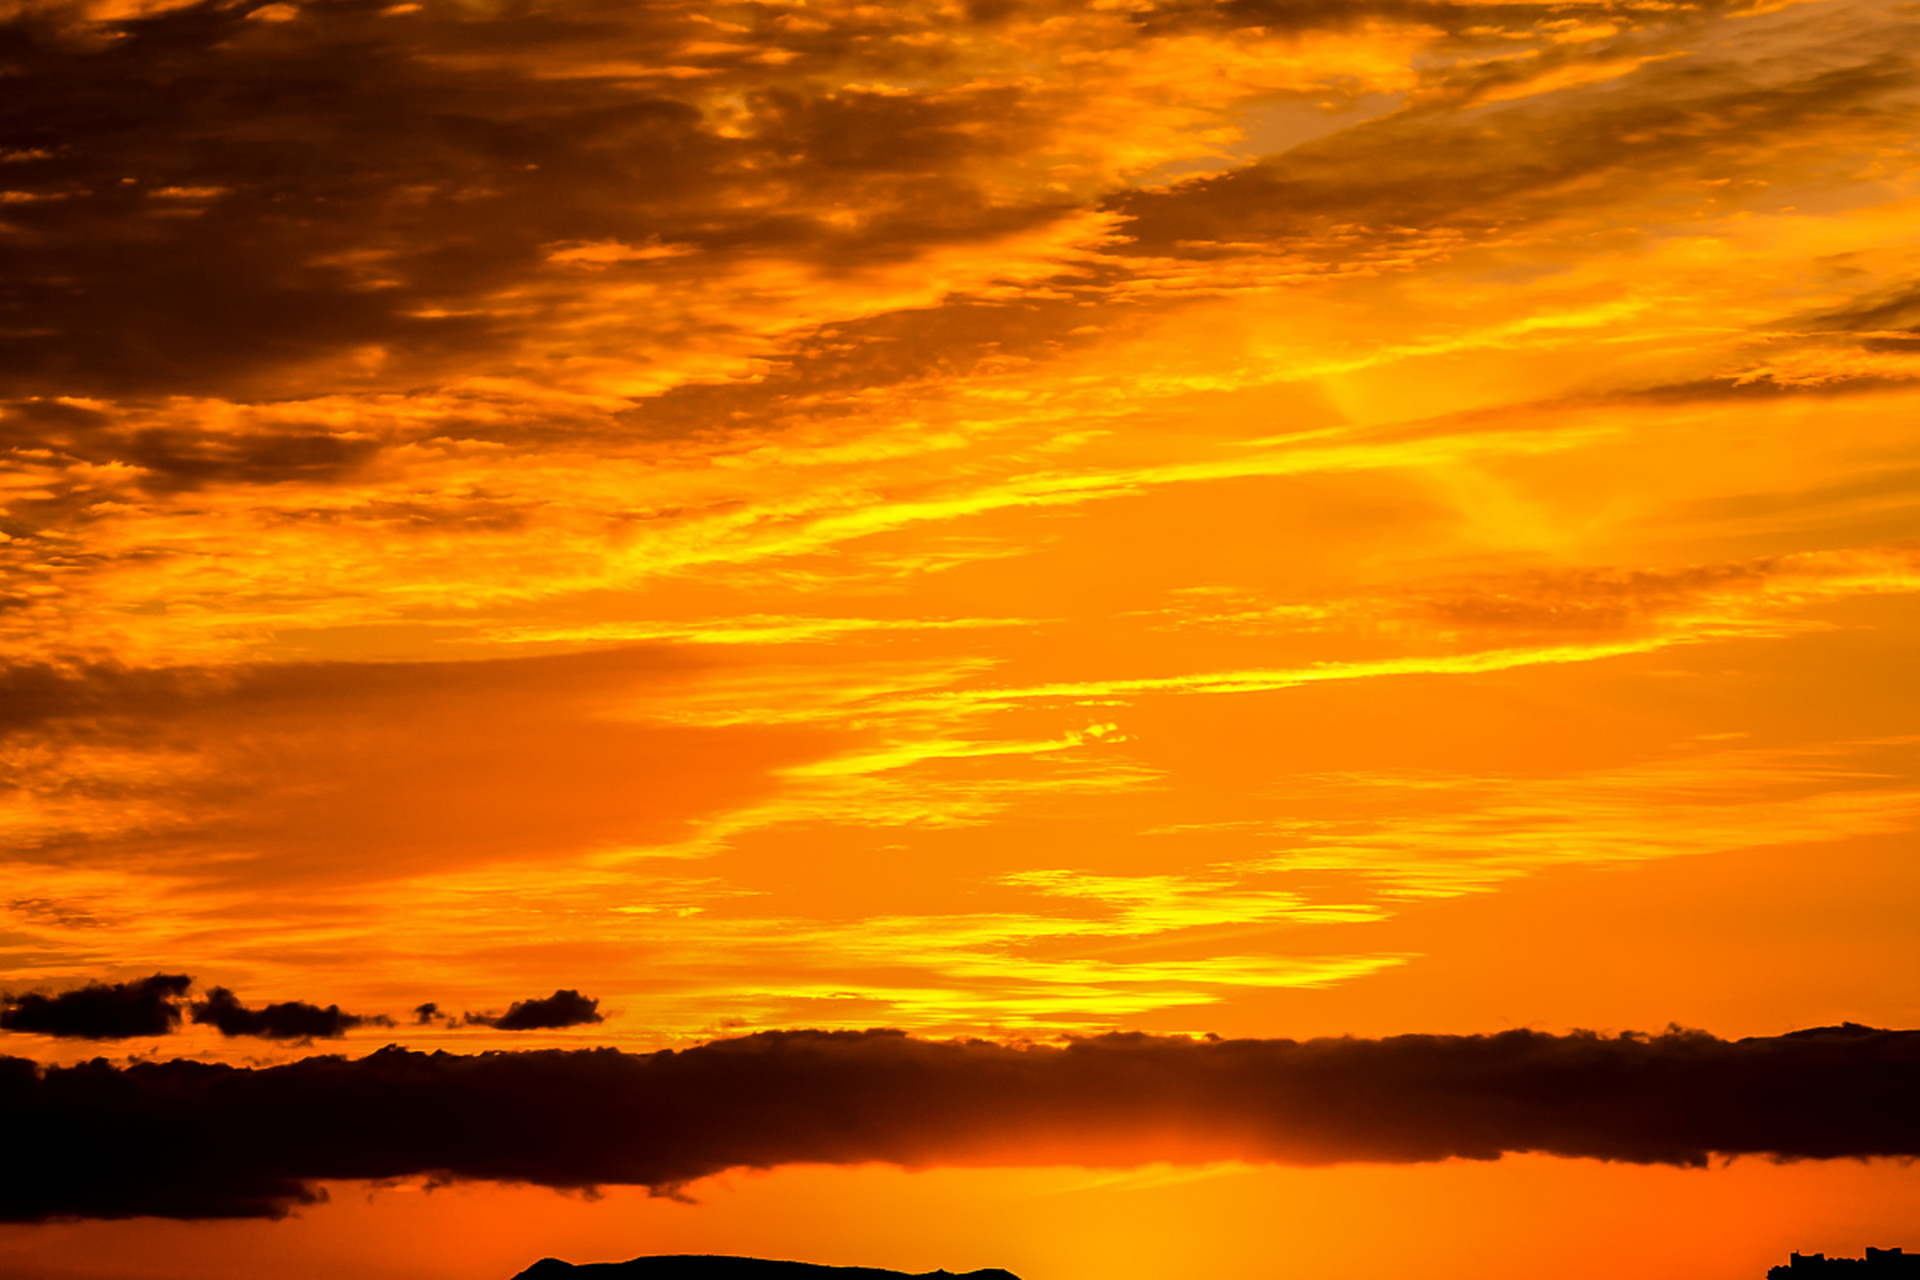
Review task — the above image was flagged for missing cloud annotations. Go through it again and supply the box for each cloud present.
[1144,547,1920,643]
[2,0,1911,687]
[1,1024,1914,1221]
[465,989,604,1031]
[0,0,1219,405]
[7,0,1756,414]
[187,986,389,1040]
[1249,739,1920,899]
[0,974,396,1041]
[0,0,694,400]
[1111,49,1915,271]
[0,973,190,1039]
[1131,0,1752,41]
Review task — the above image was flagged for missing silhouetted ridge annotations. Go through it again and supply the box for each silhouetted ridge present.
[510,1256,1021,1280]
[1770,1249,1920,1278]
[10,1024,1918,1222]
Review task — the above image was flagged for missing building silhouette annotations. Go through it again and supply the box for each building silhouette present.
[1771,1249,1920,1279]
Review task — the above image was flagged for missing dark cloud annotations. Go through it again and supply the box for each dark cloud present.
[2,1024,1915,1222]
[1795,280,1920,336]
[615,296,1118,443]
[0,0,1901,444]
[0,973,190,1039]
[112,427,384,494]
[0,405,389,510]
[0,645,701,741]
[188,986,388,1040]
[1140,0,1772,42]
[0,0,1084,405]
[0,0,692,400]
[1599,373,1905,406]
[0,973,394,1041]
[6,898,105,930]
[0,659,228,738]
[1411,559,1789,634]
[0,0,1896,503]
[466,988,604,1031]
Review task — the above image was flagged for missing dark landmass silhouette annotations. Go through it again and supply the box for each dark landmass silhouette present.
[510,1257,1020,1280]
[1771,1249,1920,1278]
[9,1024,1919,1221]
[510,1250,1920,1280]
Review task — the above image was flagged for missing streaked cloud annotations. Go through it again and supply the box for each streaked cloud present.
[1249,739,1920,897]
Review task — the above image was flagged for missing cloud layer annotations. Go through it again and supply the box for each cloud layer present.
[3,1024,1915,1222]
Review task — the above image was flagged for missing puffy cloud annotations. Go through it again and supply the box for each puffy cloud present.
[2,1024,1915,1221]
[0,973,190,1039]
[0,974,395,1041]
[188,986,389,1040]
[466,989,604,1031]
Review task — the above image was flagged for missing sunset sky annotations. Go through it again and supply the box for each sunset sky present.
[2,0,1919,1275]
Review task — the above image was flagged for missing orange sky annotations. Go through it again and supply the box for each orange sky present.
[2,0,1918,1275]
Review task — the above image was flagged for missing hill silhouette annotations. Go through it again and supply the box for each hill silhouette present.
[1770,1249,1920,1278]
[512,1257,1021,1280]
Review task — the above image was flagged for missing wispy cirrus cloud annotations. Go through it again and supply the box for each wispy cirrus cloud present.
[1247,739,1920,898]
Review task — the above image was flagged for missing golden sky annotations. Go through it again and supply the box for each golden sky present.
[2,0,1918,1275]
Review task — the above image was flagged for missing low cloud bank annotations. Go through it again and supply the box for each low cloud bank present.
[3,1024,1916,1222]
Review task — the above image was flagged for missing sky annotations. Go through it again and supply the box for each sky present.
[1,0,1918,1275]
